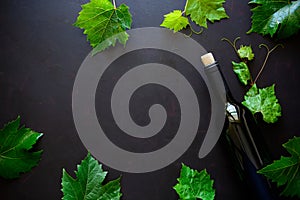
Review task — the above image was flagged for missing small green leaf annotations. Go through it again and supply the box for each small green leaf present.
[174,164,215,200]
[185,0,229,28]
[61,153,122,200]
[232,61,251,85]
[74,0,132,54]
[258,136,300,198]
[160,10,189,32]
[248,0,300,39]
[237,45,254,61]
[0,116,43,179]
[242,84,281,123]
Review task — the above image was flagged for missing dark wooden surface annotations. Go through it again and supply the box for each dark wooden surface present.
[0,0,299,199]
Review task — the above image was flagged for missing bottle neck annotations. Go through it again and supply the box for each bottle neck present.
[204,61,234,103]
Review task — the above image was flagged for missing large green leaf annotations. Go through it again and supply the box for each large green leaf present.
[242,84,281,123]
[61,153,121,200]
[185,0,229,28]
[0,116,43,179]
[232,61,251,85]
[258,136,300,198]
[173,164,215,200]
[160,10,189,32]
[74,0,132,55]
[248,0,300,39]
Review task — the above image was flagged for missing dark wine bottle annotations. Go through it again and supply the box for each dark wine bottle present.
[201,52,276,200]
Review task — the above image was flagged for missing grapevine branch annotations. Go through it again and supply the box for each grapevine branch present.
[222,37,283,85]
[182,0,203,36]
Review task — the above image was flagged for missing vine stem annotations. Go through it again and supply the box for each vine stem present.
[253,44,284,84]
[182,0,203,37]
[112,0,116,9]
[183,0,189,14]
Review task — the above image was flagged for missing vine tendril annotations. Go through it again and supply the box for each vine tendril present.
[253,43,284,84]
[221,37,240,58]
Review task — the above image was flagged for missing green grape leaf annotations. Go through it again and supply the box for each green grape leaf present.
[61,153,122,200]
[247,0,300,39]
[258,136,300,198]
[237,45,255,61]
[185,0,229,28]
[232,61,251,85]
[0,116,43,179]
[174,164,215,200]
[74,0,132,55]
[160,10,189,32]
[242,84,281,123]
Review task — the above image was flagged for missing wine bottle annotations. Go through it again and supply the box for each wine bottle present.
[201,52,276,200]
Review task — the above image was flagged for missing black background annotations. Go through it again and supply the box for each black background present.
[0,0,300,199]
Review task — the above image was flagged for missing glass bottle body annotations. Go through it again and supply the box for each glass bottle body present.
[202,54,276,200]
